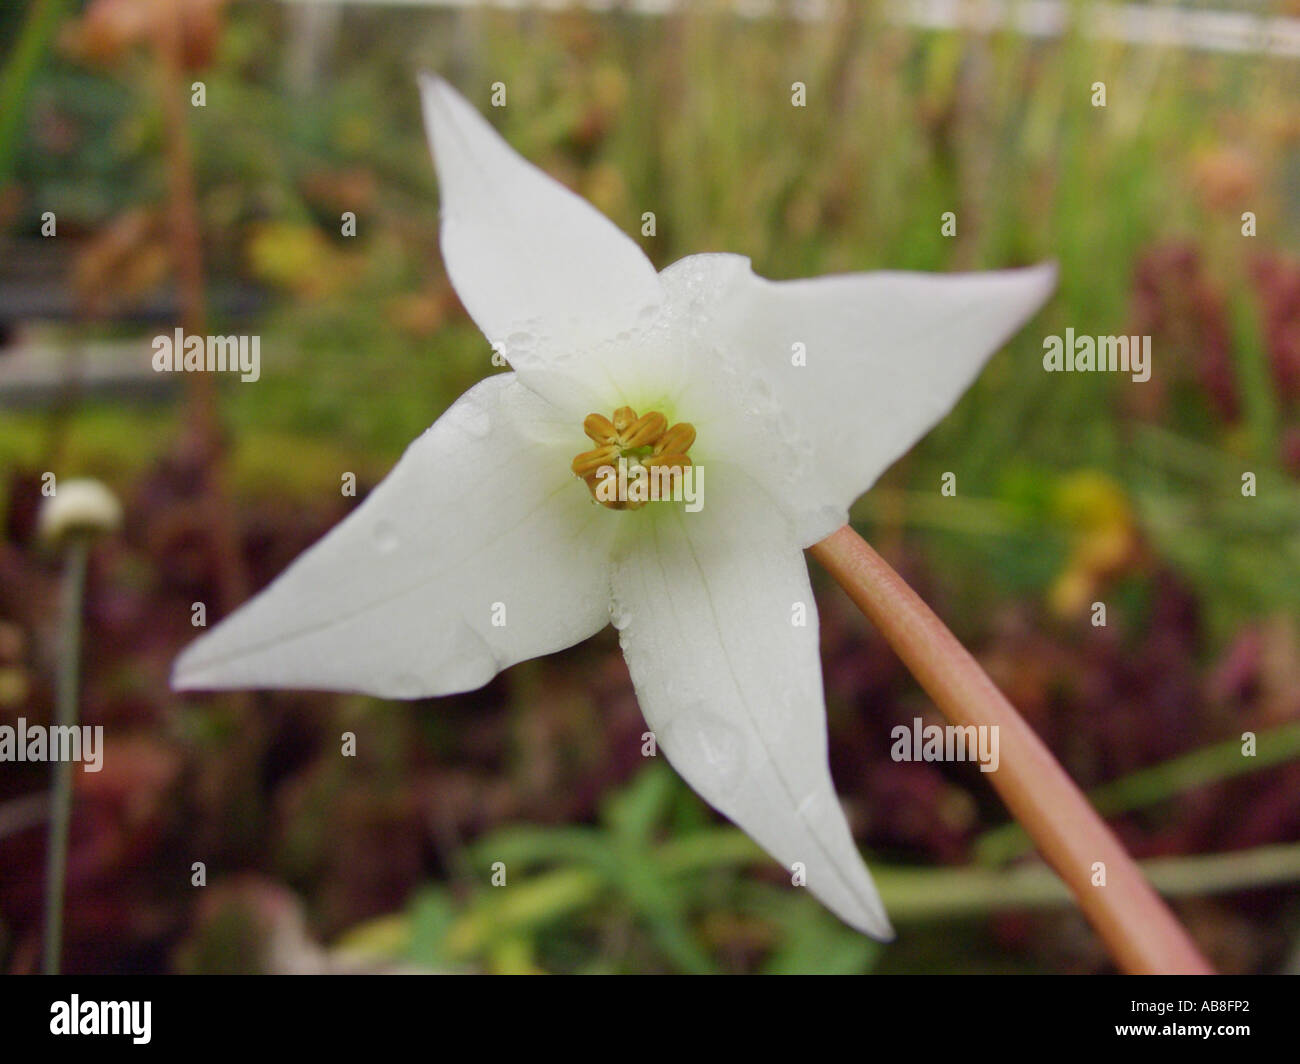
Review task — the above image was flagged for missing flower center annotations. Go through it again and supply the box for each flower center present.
[570,406,696,510]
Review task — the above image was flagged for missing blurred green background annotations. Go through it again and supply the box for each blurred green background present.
[1,0,1299,973]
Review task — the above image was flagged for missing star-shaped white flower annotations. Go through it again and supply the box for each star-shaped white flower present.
[173,75,1055,940]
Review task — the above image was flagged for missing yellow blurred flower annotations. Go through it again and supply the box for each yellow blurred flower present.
[580,161,627,219]
[246,222,356,300]
[1048,470,1138,618]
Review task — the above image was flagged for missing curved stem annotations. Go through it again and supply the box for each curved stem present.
[809,524,1212,975]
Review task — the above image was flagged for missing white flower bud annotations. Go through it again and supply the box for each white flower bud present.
[37,478,123,544]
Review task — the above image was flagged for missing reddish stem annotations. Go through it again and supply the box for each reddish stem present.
[810,525,1213,974]
[153,6,249,612]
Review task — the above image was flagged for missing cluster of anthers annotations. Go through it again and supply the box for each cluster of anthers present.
[570,406,696,510]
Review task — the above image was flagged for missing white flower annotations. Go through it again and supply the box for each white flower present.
[173,76,1055,940]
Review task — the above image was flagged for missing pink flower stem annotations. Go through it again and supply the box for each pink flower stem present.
[809,525,1213,974]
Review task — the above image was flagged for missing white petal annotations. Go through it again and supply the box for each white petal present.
[610,472,893,938]
[173,374,614,699]
[420,75,663,414]
[662,254,1056,545]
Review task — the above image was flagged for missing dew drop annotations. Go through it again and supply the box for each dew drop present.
[373,519,399,554]
[435,621,500,690]
[390,672,424,699]
[664,710,747,796]
[609,597,633,631]
[794,789,824,820]
[459,405,492,439]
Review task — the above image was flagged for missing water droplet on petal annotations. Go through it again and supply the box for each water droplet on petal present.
[373,520,399,554]
[609,596,633,631]
[391,672,423,698]
[664,709,747,797]
[433,620,501,691]
[459,406,492,439]
[794,789,825,820]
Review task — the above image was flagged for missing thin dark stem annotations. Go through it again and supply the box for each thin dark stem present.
[42,537,88,975]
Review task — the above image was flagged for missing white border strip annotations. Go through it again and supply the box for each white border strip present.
[280,0,1300,58]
